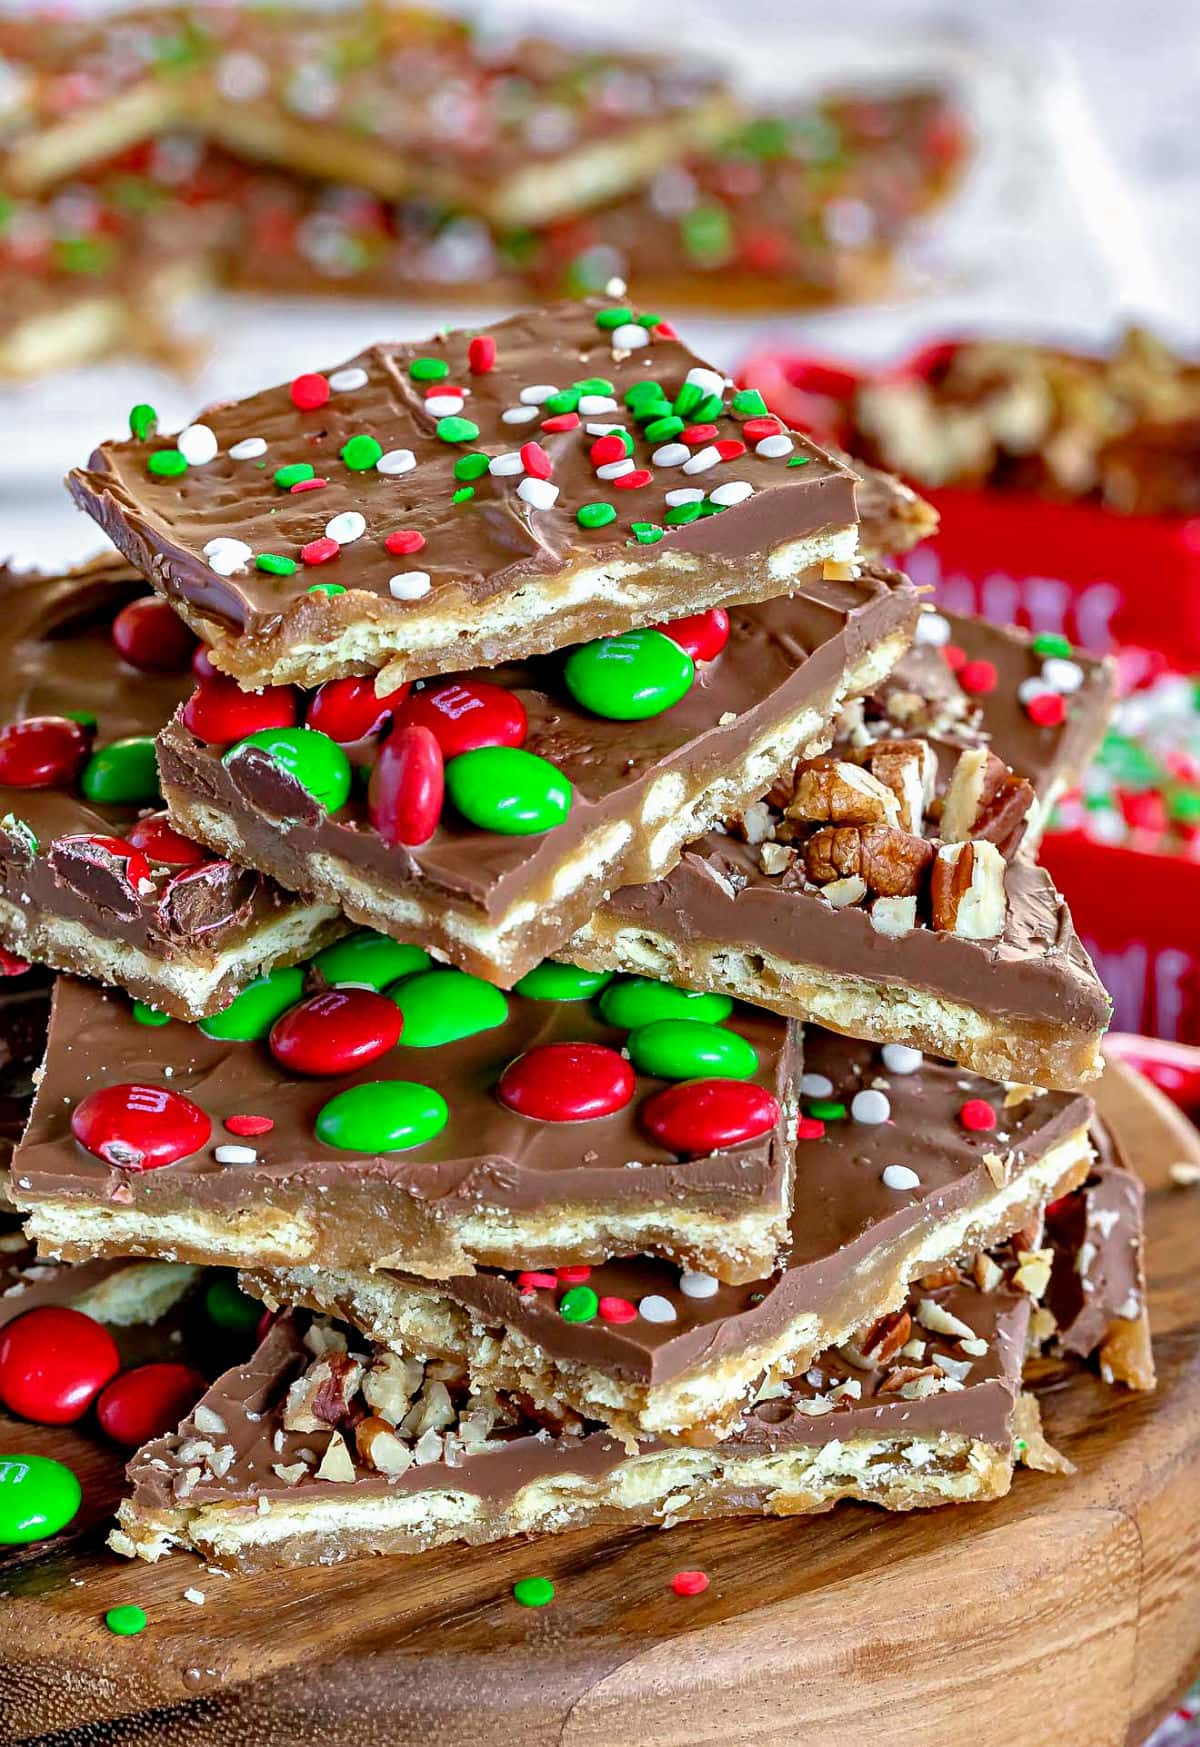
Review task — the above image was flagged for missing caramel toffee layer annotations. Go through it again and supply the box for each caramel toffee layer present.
[568,609,1113,1087]
[68,300,863,686]
[12,973,799,1282]
[115,1277,1029,1566]
[247,1027,1093,1440]
[156,566,917,985]
[0,557,342,1017]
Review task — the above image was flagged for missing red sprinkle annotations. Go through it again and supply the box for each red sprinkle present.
[301,536,340,566]
[657,608,730,664]
[941,644,967,672]
[599,1296,638,1323]
[959,1098,997,1132]
[290,476,328,494]
[541,413,581,433]
[796,1116,826,1141]
[653,320,678,340]
[291,372,330,410]
[680,423,718,445]
[671,1570,710,1597]
[958,659,998,696]
[521,441,553,480]
[556,1266,592,1285]
[590,435,627,467]
[468,335,497,374]
[386,528,427,556]
[226,1114,274,1137]
[611,468,653,490]
[742,416,784,441]
[1026,691,1067,727]
[517,1271,557,1291]
[714,439,747,461]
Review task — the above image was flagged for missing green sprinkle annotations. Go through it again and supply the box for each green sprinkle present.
[452,486,475,503]
[680,203,734,265]
[256,553,297,576]
[573,376,615,395]
[409,356,449,382]
[665,501,703,525]
[1014,1438,1028,1455]
[128,403,158,441]
[436,416,480,444]
[513,1576,555,1608]
[672,381,704,418]
[807,1099,846,1121]
[631,523,665,544]
[644,415,686,442]
[543,389,580,415]
[625,381,668,410]
[731,388,768,418]
[148,449,187,478]
[1168,788,1200,824]
[132,1002,170,1028]
[559,1285,599,1323]
[692,393,725,423]
[342,434,383,471]
[595,307,633,331]
[698,500,727,516]
[1032,632,1073,658]
[454,452,491,481]
[307,582,345,597]
[637,312,662,329]
[274,461,315,489]
[578,501,617,529]
[105,1605,147,1637]
[787,455,811,467]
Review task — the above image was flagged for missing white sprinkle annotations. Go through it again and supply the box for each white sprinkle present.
[882,1164,921,1191]
[756,434,794,459]
[800,1073,833,1098]
[709,481,753,506]
[489,452,525,476]
[604,275,627,298]
[216,49,268,102]
[596,458,635,481]
[586,422,627,437]
[228,437,267,461]
[519,384,558,405]
[881,1044,923,1075]
[324,511,366,545]
[638,1294,677,1324]
[679,1271,719,1299]
[665,488,705,507]
[214,1144,257,1166]
[502,405,541,425]
[203,537,253,576]
[517,477,560,511]
[913,610,951,647]
[1042,656,1084,693]
[578,396,619,415]
[329,366,369,393]
[682,445,722,475]
[652,443,690,467]
[377,448,416,476]
[177,423,218,466]
[1017,676,1054,705]
[610,323,650,350]
[685,366,726,399]
[851,1089,891,1125]
[424,393,465,418]
[389,572,431,599]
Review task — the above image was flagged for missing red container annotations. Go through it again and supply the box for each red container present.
[738,344,1200,662]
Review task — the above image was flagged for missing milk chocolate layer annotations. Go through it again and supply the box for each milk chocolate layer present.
[69,300,863,687]
[1044,1149,1147,1363]
[12,971,799,1283]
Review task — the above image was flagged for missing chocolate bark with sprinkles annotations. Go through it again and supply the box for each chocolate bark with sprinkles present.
[11,965,801,1285]
[67,299,864,689]
[111,1271,1032,1570]
[245,1024,1094,1443]
[565,607,1115,1089]
[0,556,345,1020]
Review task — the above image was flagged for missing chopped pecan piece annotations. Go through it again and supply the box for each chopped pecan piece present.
[803,825,933,896]
[857,1309,913,1368]
[940,747,1034,855]
[787,758,900,827]
[283,1352,365,1433]
[356,1414,416,1477]
[865,739,937,834]
[870,895,918,936]
[929,840,1007,938]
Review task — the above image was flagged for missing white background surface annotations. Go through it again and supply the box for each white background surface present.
[2,0,1197,562]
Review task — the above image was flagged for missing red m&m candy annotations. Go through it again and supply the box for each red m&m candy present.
[125,811,208,867]
[307,676,409,744]
[71,1082,211,1170]
[498,1043,635,1122]
[0,1306,120,1424]
[397,680,527,758]
[0,715,90,788]
[657,609,730,664]
[182,675,299,745]
[95,1362,207,1447]
[269,988,403,1076]
[111,597,195,673]
[55,834,152,894]
[368,723,444,848]
[640,1080,780,1155]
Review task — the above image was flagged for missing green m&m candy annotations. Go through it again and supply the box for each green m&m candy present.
[79,737,160,805]
[564,628,694,721]
[390,969,508,1047]
[315,1079,449,1151]
[314,931,430,991]
[199,964,304,1040]
[224,727,351,813]
[627,1018,758,1081]
[0,1452,81,1545]
[446,746,571,835]
[514,962,613,1001]
[598,976,733,1030]
[205,1273,261,1333]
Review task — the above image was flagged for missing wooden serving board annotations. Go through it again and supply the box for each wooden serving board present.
[3,1055,1200,1747]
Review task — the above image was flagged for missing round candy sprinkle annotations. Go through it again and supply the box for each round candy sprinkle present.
[796,1117,826,1141]
[96,1363,207,1447]
[498,1042,635,1122]
[565,628,694,722]
[436,416,480,444]
[177,423,218,466]
[132,1002,170,1027]
[881,1044,923,1075]
[307,675,406,744]
[226,1114,274,1136]
[672,1570,710,1597]
[640,1080,780,1155]
[105,1605,148,1636]
[599,1296,637,1323]
[1027,691,1067,727]
[628,1018,758,1082]
[342,434,384,471]
[958,659,998,696]
[199,964,305,1041]
[315,1080,449,1152]
[578,501,617,529]
[556,1266,591,1285]
[883,1164,921,1191]
[386,528,426,557]
[679,1271,720,1299]
[389,572,431,599]
[270,988,404,1076]
[513,962,613,1001]
[204,537,254,577]
[111,597,195,673]
[959,1098,997,1132]
[330,366,368,393]
[0,1307,120,1424]
[148,449,187,478]
[368,723,444,848]
[559,1286,599,1323]
[0,715,89,788]
[377,448,417,476]
[800,1073,833,1098]
[301,536,339,566]
[79,737,160,806]
[390,969,508,1048]
[129,403,157,440]
[0,1453,81,1544]
[314,931,430,992]
[205,1274,261,1333]
[518,1271,557,1291]
[638,1295,676,1324]
[215,1144,256,1165]
[445,746,570,835]
[598,977,732,1030]
[256,554,296,576]
[410,356,449,382]
[657,609,730,664]
[225,727,351,813]
[851,1089,891,1125]
[398,679,527,758]
[468,336,496,374]
[513,1576,554,1608]
[71,1083,211,1171]
[291,372,330,410]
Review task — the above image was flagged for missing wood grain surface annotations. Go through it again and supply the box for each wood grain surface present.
[2,1053,1198,1747]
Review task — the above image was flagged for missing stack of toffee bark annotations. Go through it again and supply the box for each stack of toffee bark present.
[1,298,1152,1573]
